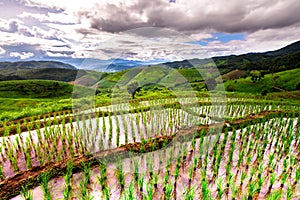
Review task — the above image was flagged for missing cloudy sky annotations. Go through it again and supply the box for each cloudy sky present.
[0,0,299,67]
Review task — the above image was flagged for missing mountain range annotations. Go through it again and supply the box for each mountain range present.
[0,40,299,82]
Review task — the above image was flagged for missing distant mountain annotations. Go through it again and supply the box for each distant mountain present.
[81,58,169,72]
[0,60,76,70]
[81,58,146,72]
[0,61,82,82]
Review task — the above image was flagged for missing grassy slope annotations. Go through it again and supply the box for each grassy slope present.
[223,68,300,93]
[0,80,75,98]
[0,80,93,122]
[97,67,205,90]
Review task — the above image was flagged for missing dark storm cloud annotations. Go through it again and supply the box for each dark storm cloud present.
[89,17,147,33]
[77,0,169,33]
[77,0,300,35]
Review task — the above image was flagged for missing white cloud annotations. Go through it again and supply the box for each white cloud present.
[9,51,34,59]
[46,51,71,57]
[0,19,22,33]
[204,23,300,57]
[18,12,77,25]
[0,47,5,55]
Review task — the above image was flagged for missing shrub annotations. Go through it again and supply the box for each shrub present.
[296,82,300,90]
[226,84,236,92]
[261,89,268,96]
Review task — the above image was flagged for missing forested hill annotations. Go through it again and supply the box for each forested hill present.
[0,60,76,70]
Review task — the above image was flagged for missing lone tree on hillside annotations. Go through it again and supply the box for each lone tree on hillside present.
[250,70,262,83]
[127,81,141,99]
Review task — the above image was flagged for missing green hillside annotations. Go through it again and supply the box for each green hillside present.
[97,67,206,90]
[0,79,96,99]
[223,68,300,94]
[0,79,95,121]
[0,80,76,98]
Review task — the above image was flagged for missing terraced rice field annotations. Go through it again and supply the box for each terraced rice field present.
[0,97,299,200]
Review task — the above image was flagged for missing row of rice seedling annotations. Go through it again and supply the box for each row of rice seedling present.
[8,114,299,199]
[1,95,297,138]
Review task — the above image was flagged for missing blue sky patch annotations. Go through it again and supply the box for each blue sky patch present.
[189,32,246,46]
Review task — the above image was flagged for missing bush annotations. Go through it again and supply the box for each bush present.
[226,84,236,92]
[261,89,268,96]
[296,82,300,90]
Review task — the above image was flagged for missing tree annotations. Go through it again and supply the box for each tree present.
[226,84,235,92]
[127,81,141,99]
[250,70,262,83]
[261,89,268,96]
[272,74,280,87]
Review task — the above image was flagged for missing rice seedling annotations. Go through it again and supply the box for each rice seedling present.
[63,162,73,200]
[216,178,224,200]
[40,171,51,200]
[79,162,92,200]
[20,184,33,200]
[122,181,135,200]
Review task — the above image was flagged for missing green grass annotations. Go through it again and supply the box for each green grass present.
[97,67,206,89]
[97,70,129,89]
[134,67,168,85]
[262,68,300,90]
[0,98,72,122]
[0,80,95,122]
[0,98,51,112]
[223,68,300,94]
[0,80,75,98]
